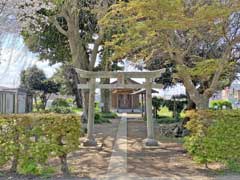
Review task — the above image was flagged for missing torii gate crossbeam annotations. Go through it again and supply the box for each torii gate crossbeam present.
[76,68,165,147]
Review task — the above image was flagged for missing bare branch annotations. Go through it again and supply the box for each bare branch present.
[181,35,196,58]
[51,16,68,37]
[89,34,103,71]
[205,34,240,96]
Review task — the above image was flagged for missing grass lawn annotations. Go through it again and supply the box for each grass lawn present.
[156,106,185,124]
[70,107,83,113]
[158,106,173,117]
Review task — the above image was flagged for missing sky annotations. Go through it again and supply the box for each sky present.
[0,33,60,88]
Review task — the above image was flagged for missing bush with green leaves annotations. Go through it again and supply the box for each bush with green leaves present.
[152,97,164,118]
[101,112,118,119]
[184,110,240,171]
[94,112,114,124]
[157,116,181,124]
[48,106,73,114]
[66,98,74,104]
[52,98,70,107]
[210,100,232,110]
[163,95,187,121]
[0,113,83,176]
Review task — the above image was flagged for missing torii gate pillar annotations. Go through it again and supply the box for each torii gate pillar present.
[83,77,97,146]
[144,78,158,146]
[76,69,165,147]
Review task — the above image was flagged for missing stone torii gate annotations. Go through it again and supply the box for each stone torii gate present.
[76,68,165,146]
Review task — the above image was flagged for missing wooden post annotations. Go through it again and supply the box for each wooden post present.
[144,78,158,146]
[83,77,97,146]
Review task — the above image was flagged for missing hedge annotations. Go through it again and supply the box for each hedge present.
[184,110,240,171]
[209,100,232,110]
[0,113,83,176]
[47,106,73,114]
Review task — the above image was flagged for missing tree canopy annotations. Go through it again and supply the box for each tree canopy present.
[102,0,240,109]
[21,65,60,110]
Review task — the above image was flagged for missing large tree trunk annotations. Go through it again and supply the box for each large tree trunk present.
[54,1,103,122]
[100,78,111,113]
[67,14,90,122]
[100,89,110,113]
[75,90,82,108]
[176,63,210,110]
[183,86,210,110]
[81,89,89,123]
[69,67,82,108]
[34,94,39,112]
[57,136,70,176]
[186,92,196,110]
[40,93,47,110]
[196,96,209,110]
[59,154,70,176]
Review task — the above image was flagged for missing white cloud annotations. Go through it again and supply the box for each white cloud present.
[0,34,60,88]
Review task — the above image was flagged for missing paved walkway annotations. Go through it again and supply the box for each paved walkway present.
[107,114,127,176]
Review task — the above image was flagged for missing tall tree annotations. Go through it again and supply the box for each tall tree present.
[20,65,46,111]
[21,66,60,110]
[53,65,83,108]
[19,0,117,119]
[102,0,240,109]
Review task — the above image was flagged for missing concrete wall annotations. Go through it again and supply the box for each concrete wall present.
[0,88,32,114]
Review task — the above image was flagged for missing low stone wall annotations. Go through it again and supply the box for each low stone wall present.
[159,122,189,137]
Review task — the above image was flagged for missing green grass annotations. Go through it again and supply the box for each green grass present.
[156,106,185,124]
[70,107,83,113]
[101,112,118,119]
[94,112,118,124]
[33,103,107,115]
[158,106,173,117]
[158,106,186,118]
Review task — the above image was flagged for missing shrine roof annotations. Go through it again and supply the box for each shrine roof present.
[111,78,141,85]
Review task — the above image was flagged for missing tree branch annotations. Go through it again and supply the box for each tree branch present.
[176,64,202,104]
[204,35,240,97]
[167,32,202,104]
[52,16,68,37]
[89,34,103,71]
[181,35,196,58]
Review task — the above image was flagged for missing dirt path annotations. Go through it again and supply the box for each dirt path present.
[1,115,239,180]
[127,120,214,179]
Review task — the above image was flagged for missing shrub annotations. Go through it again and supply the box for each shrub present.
[184,110,240,171]
[157,116,181,124]
[48,106,73,114]
[0,113,83,176]
[94,112,111,124]
[210,100,232,110]
[163,95,187,121]
[101,112,118,119]
[33,100,45,111]
[94,112,101,120]
[95,102,100,112]
[52,98,70,107]
[66,98,74,104]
